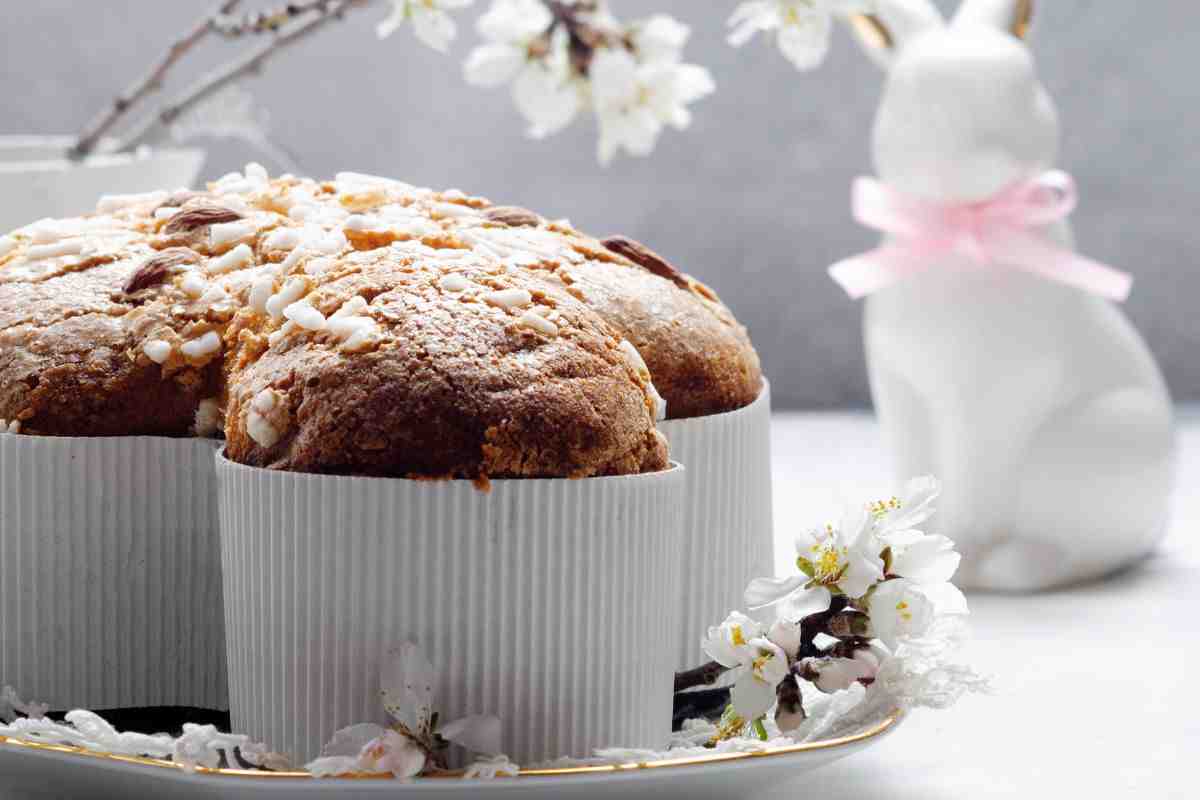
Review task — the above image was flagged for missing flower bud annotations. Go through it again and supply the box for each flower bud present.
[767,619,803,660]
[801,654,876,694]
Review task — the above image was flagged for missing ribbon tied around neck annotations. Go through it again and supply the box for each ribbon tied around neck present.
[828,170,1132,302]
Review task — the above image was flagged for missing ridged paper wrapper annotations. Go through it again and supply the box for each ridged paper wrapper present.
[216,453,685,764]
[658,383,774,669]
[0,434,226,710]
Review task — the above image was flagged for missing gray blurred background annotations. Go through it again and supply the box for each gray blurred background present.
[2,1,1196,408]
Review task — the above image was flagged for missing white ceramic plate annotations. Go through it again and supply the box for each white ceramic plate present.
[0,711,900,800]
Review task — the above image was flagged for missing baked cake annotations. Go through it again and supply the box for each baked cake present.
[0,166,760,478]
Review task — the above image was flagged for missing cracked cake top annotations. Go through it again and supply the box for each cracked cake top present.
[0,165,760,478]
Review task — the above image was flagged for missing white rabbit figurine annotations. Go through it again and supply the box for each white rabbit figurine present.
[833,0,1175,590]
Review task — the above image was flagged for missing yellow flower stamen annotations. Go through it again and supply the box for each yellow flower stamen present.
[731,625,746,647]
[869,496,902,518]
[815,545,842,579]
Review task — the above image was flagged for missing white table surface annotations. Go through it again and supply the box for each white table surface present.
[765,409,1196,800]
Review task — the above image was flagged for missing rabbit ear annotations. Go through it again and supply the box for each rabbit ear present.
[954,0,1035,38]
[846,0,946,68]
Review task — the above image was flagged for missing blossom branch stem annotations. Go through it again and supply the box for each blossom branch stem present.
[673,660,729,693]
[210,0,357,37]
[68,0,244,159]
[114,0,370,154]
[774,676,805,729]
[797,595,851,660]
[540,1,619,74]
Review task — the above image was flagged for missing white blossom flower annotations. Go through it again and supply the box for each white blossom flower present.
[891,534,961,584]
[703,613,789,721]
[866,477,960,583]
[590,46,715,165]
[630,14,691,64]
[464,0,553,86]
[728,637,790,720]
[377,0,475,53]
[767,619,803,660]
[727,1,876,71]
[464,1,581,138]
[360,729,428,779]
[702,611,766,668]
[512,33,581,139]
[307,643,504,778]
[745,505,884,615]
[868,578,969,651]
[463,754,521,779]
[802,645,886,694]
[870,475,941,547]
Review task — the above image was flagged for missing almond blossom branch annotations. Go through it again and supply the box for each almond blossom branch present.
[115,0,371,154]
[69,0,243,159]
[210,0,354,37]
[674,660,729,693]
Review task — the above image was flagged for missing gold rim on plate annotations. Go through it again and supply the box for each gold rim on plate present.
[0,709,902,781]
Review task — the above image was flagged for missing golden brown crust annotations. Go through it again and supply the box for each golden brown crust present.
[0,177,668,477]
[557,260,762,420]
[0,312,221,436]
[0,168,763,476]
[222,257,666,479]
[564,236,763,419]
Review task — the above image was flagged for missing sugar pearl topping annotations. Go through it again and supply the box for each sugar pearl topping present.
[143,339,173,364]
[431,202,479,220]
[516,310,558,337]
[199,283,231,308]
[247,387,286,448]
[209,220,257,250]
[194,398,222,437]
[283,300,327,331]
[438,273,471,293]
[246,412,280,448]
[262,227,302,251]
[24,240,86,260]
[207,243,255,275]
[180,331,222,360]
[483,288,533,311]
[327,296,378,352]
[248,275,276,313]
[251,388,278,414]
[266,276,309,320]
[96,191,168,215]
[180,272,208,299]
[210,163,269,196]
[618,339,666,419]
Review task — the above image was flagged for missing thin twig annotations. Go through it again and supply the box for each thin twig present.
[115,0,370,154]
[673,660,729,693]
[69,0,243,159]
[210,0,344,37]
[797,595,850,660]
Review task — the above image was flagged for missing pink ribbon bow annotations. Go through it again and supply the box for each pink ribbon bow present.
[828,171,1132,302]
